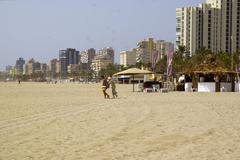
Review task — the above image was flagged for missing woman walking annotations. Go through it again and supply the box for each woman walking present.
[108,77,118,98]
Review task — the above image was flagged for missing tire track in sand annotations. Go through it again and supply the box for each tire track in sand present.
[0,100,125,135]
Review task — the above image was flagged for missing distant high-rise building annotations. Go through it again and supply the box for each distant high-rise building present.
[50,59,59,78]
[120,49,137,67]
[25,58,35,75]
[232,0,240,52]
[15,57,25,75]
[80,51,88,64]
[155,40,175,59]
[41,63,48,74]
[23,64,26,75]
[136,38,155,64]
[87,48,96,64]
[59,50,68,78]
[68,48,79,65]
[99,47,115,63]
[91,54,113,75]
[34,62,41,73]
[5,65,13,74]
[59,48,79,79]
[176,0,240,55]
[67,64,80,75]
[176,6,203,55]
[80,48,96,71]
[56,60,60,74]
[201,3,221,53]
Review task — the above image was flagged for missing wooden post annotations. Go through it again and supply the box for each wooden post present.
[133,75,135,92]
[231,73,235,92]
[215,74,220,92]
[192,73,197,89]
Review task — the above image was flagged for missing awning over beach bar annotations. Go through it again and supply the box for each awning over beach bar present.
[113,68,153,92]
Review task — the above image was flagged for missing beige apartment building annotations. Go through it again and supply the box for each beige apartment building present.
[176,7,203,55]
[49,59,60,78]
[120,49,137,67]
[155,40,175,58]
[91,54,113,75]
[136,38,155,64]
[121,39,174,66]
[25,58,35,75]
[176,0,240,55]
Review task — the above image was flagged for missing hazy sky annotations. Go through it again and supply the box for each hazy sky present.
[0,0,204,71]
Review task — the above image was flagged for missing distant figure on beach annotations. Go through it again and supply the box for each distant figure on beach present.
[101,75,110,99]
[18,79,21,84]
[108,77,118,98]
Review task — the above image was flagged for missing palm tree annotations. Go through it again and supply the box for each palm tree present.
[233,51,240,71]
[135,61,144,69]
[173,45,189,73]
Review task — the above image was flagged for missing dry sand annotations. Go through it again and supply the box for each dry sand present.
[0,82,240,160]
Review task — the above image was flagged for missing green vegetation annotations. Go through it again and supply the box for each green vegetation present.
[4,47,239,82]
[98,64,119,77]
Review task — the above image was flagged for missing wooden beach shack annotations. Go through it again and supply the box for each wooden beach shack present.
[181,64,240,92]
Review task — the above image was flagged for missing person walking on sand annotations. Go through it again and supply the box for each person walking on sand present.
[108,77,118,98]
[101,75,110,99]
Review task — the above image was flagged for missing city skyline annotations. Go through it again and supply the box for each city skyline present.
[0,0,203,71]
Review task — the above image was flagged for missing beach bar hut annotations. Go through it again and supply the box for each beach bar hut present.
[113,68,153,92]
[176,53,240,92]
[182,70,239,92]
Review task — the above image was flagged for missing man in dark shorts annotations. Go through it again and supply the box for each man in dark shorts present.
[101,75,110,99]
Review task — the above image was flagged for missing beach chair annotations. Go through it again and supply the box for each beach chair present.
[138,83,144,92]
[160,88,168,93]
[144,88,154,92]
[152,84,160,92]
[220,86,226,92]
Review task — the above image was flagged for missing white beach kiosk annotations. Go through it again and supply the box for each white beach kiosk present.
[183,70,240,92]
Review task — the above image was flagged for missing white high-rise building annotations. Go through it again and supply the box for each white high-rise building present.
[201,3,221,53]
[230,0,240,53]
[176,0,240,55]
[206,0,221,8]
[176,7,203,55]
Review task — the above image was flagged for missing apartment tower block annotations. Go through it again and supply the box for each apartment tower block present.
[176,0,240,55]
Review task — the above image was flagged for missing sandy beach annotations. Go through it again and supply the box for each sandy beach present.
[0,82,240,160]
